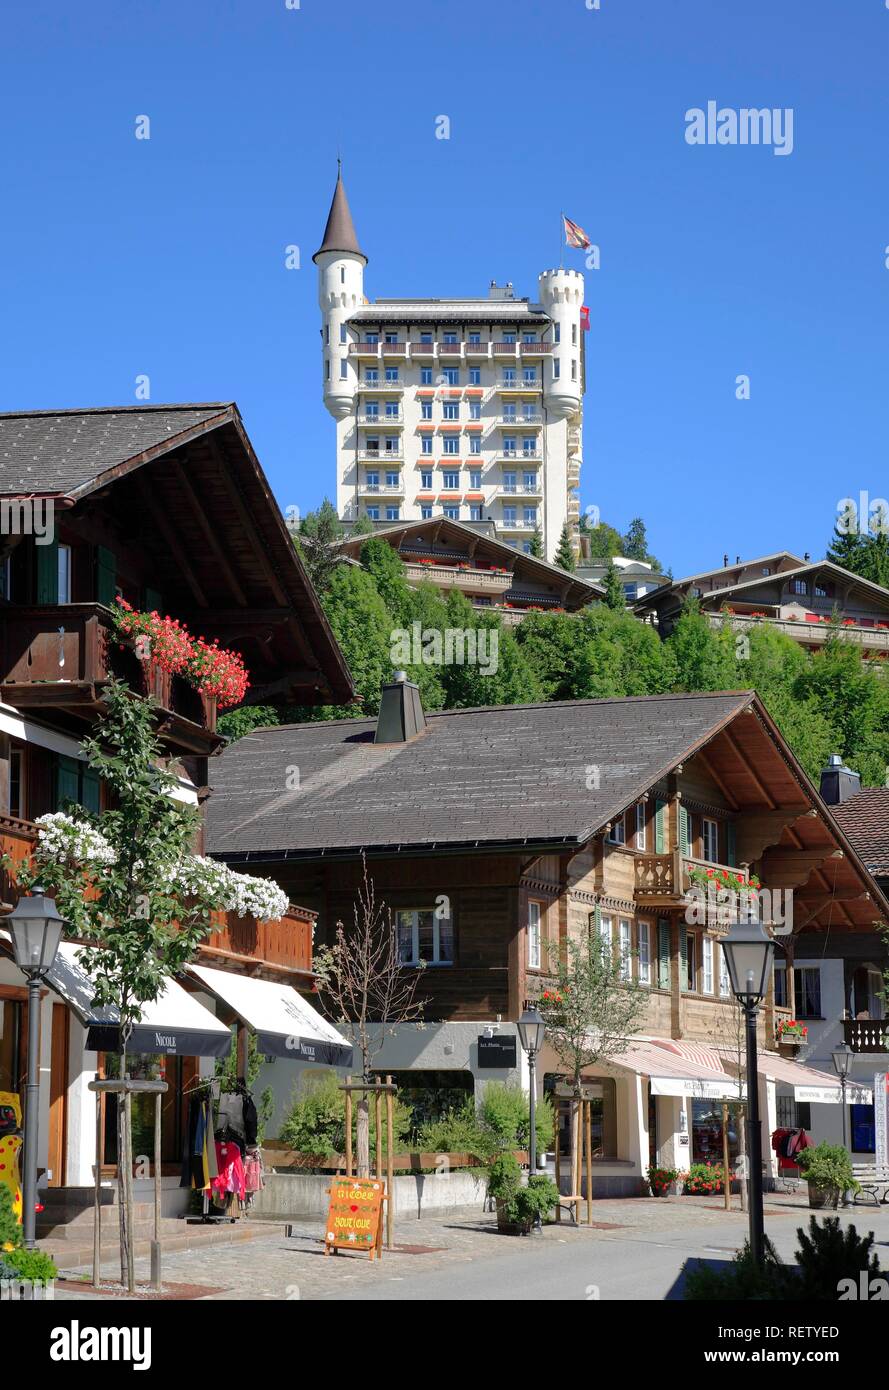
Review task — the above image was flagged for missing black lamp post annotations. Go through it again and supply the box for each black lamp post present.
[722,917,774,1269]
[516,1006,546,1184]
[831,1042,854,1149]
[8,893,65,1250]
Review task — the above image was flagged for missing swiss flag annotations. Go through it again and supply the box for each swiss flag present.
[580,306,590,331]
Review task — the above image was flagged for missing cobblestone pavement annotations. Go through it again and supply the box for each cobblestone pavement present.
[50,1190,889,1302]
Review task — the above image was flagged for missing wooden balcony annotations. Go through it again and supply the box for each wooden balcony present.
[633,853,754,907]
[403,562,512,594]
[0,815,38,908]
[0,604,222,754]
[843,1018,888,1053]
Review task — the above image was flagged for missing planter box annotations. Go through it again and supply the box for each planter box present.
[808,1182,840,1210]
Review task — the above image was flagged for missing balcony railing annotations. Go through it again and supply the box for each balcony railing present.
[496,519,538,531]
[520,342,553,355]
[495,380,541,392]
[438,343,462,355]
[357,483,405,496]
[357,449,403,461]
[349,343,380,357]
[843,1018,888,1053]
[207,904,314,977]
[632,853,755,904]
[498,413,542,425]
[357,412,403,425]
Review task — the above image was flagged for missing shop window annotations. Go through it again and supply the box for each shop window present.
[373,1070,473,1137]
[545,1074,617,1159]
[776,1096,811,1130]
[100,1053,185,1169]
[691,1099,740,1166]
[851,1104,875,1153]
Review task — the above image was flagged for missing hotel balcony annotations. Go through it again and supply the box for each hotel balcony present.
[410,342,437,358]
[0,604,222,754]
[349,342,381,359]
[357,481,406,497]
[492,343,519,357]
[465,342,490,358]
[842,1019,888,1053]
[520,342,553,356]
[496,518,538,533]
[438,343,463,357]
[494,483,542,499]
[381,341,408,357]
[359,380,404,393]
[495,380,542,394]
[497,413,542,426]
[356,411,404,426]
[357,448,403,462]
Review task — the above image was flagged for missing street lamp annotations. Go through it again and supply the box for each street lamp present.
[722,917,774,1269]
[517,1005,546,1186]
[8,893,65,1250]
[831,1041,854,1149]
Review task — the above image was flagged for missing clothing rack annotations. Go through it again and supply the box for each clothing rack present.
[182,1076,234,1225]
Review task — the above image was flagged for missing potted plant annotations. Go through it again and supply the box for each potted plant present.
[647,1164,680,1198]
[796,1142,859,1210]
[487,1153,559,1234]
[776,1018,808,1047]
[685,1161,725,1195]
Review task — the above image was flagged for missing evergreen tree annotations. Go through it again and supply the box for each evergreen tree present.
[529,527,544,559]
[295,498,343,595]
[826,521,866,574]
[622,518,648,561]
[602,561,626,610]
[350,514,374,537]
[554,523,576,571]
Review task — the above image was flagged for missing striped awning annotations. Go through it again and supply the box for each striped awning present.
[608,1039,742,1101]
[655,1040,726,1073]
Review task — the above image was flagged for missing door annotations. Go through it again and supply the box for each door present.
[47,1002,69,1187]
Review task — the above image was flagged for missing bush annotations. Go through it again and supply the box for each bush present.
[480,1082,552,1156]
[278,1071,412,1160]
[0,1248,57,1285]
[686,1161,725,1194]
[684,1235,792,1301]
[416,1101,492,1162]
[486,1155,559,1230]
[797,1142,859,1195]
[517,1174,560,1227]
[684,1217,882,1300]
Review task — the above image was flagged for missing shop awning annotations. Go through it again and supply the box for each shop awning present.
[609,1039,744,1101]
[757,1051,873,1106]
[45,942,233,1057]
[188,962,354,1068]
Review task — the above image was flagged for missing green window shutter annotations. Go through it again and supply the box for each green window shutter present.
[657,919,671,989]
[680,929,689,991]
[726,821,737,867]
[36,538,59,605]
[143,586,163,614]
[96,545,116,606]
[56,754,80,810]
[679,804,690,859]
[81,766,101,813]
[655,799,667,854]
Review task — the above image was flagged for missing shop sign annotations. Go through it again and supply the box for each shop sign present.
[875,1073,889,1170]
[324,1178,385,1259]
[477,1035,517,1068]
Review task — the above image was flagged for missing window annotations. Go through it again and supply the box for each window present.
[443,505,460,520]
[469,401,481,420]
[522,332,536,344]
[469,505,482,521]
[385,470,399,487]
[553,324,560,344]
[469,367,481,385]
[340,360,348,379]
[385,367,399,383]
[702,817,719,864]
[469,469,482,489]
[340,324,347,344]
[365,401,379,419]
[761,566,771,576]
[443,368,459,386]
[685,934,696,991]
[325,360,330,380]
[421,506,433,519]
[396,908,453,966]
[443,437,459,455]
[774,964,822,1018]
[0,554,10,601]
[690,585,702,598]
[384,437,399,454]
[386,506,400,521]
[57,544,72,605]
[366,370,379,384]
[421,368,433,385]
[702,936,714,994]
[385,401,400,418]
[571,360,577,381]
[385,332,398,345]
[522,403,536,421]
[503,368,516,385]
[443,402,459,420]
[553,359,560,379]
[523,507,537,524]
[503,437,517,456]
[468,332,481,346]
[522,437,536,457]
[443,470,460,489]
[523,368,536,384]
[468,436,480,456]
[366,333,379,345]
[814,581,828,598]
[719,944,730,997]
[791,579,809,596]
[598,914,613,952]
[606,816,626,845]
[502,472,517,492]
[443,331,457,345]
[325,325,329,344]
[421,401,432,420]
[523,471,537,491]
[365,470,379,488]
[503,404,516,421]
[366,506,380,520]
[502,506,517,523]
[9,746,24,818]
[528,901,542,970]
[571,323,577,345]
[421,436,433,455]
[635,802,647,850]
[503,332,516,345]
[619,919,631,981]
[420,332,433,345]
[638,920,651,985]
[420,469,433,489]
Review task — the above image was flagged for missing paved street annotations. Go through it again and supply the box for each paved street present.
[50,1192,889,1302]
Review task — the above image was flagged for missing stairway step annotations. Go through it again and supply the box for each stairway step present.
[42,1220,273,1275]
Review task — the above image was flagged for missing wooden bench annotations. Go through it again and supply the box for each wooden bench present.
[852,1165,889,1206]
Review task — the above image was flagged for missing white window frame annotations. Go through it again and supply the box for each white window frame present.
[58,544,73,605]
[702,935,714,994]
[719,943,730,997]
[527,901,542,970]
[637,920,651,986]
[606,816,626,845]
[635,802,647,851]
[396,908,453,967]
[598,913,613,950]
[618,919,631,981]
[702,817,719,864]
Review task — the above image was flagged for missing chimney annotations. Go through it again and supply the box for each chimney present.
[819,754,861,806]
[375,671,426,744]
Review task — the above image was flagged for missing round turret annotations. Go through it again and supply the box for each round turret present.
[315,168,367,419]
[538,268,584,419]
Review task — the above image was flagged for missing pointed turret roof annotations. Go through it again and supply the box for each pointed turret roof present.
[313,162,367,264]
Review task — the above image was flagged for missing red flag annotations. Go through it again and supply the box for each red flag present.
[580,306,590,331]
[563,215,591,250]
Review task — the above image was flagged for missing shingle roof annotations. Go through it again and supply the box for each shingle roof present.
[207,691,754,859]
[313,169,366,264]
[0,405,228,496]
[831,788,889,875]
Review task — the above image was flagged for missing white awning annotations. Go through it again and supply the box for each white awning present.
[608,1039,744,1101]
[188,962,354,1069]
[758,1051,873,1106]
[45,942,232,1057]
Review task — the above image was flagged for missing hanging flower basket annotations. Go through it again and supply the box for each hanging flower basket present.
[776,1019,808,1045]
[686,864,761,894]
[110,598,249,708]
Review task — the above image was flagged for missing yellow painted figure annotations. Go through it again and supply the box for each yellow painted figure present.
[0,1092,23,1223]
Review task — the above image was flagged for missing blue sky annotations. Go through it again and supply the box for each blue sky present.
[1,0,886,575]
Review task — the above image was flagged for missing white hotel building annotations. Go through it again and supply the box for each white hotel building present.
[313,170,585,561]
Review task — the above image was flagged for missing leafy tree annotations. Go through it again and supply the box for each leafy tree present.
[667,602,737,692]
[314,563,395,718]
[553,523,576,571]
[359,538,413,625]
[294,498,343,594]
[350,514,374,537]
[582,520,624,560]
[217,704,280,741]
[602,561,626,610]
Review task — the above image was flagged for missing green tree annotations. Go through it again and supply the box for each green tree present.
[350,514,374,537]
[529,527,544,559]
[554,523,576,571]
[294,498,343,594]
[217,704,280,741]
[315,563,396,718]
[666,602,737,692]
[582,519,624,560]
[602,561,626,610]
